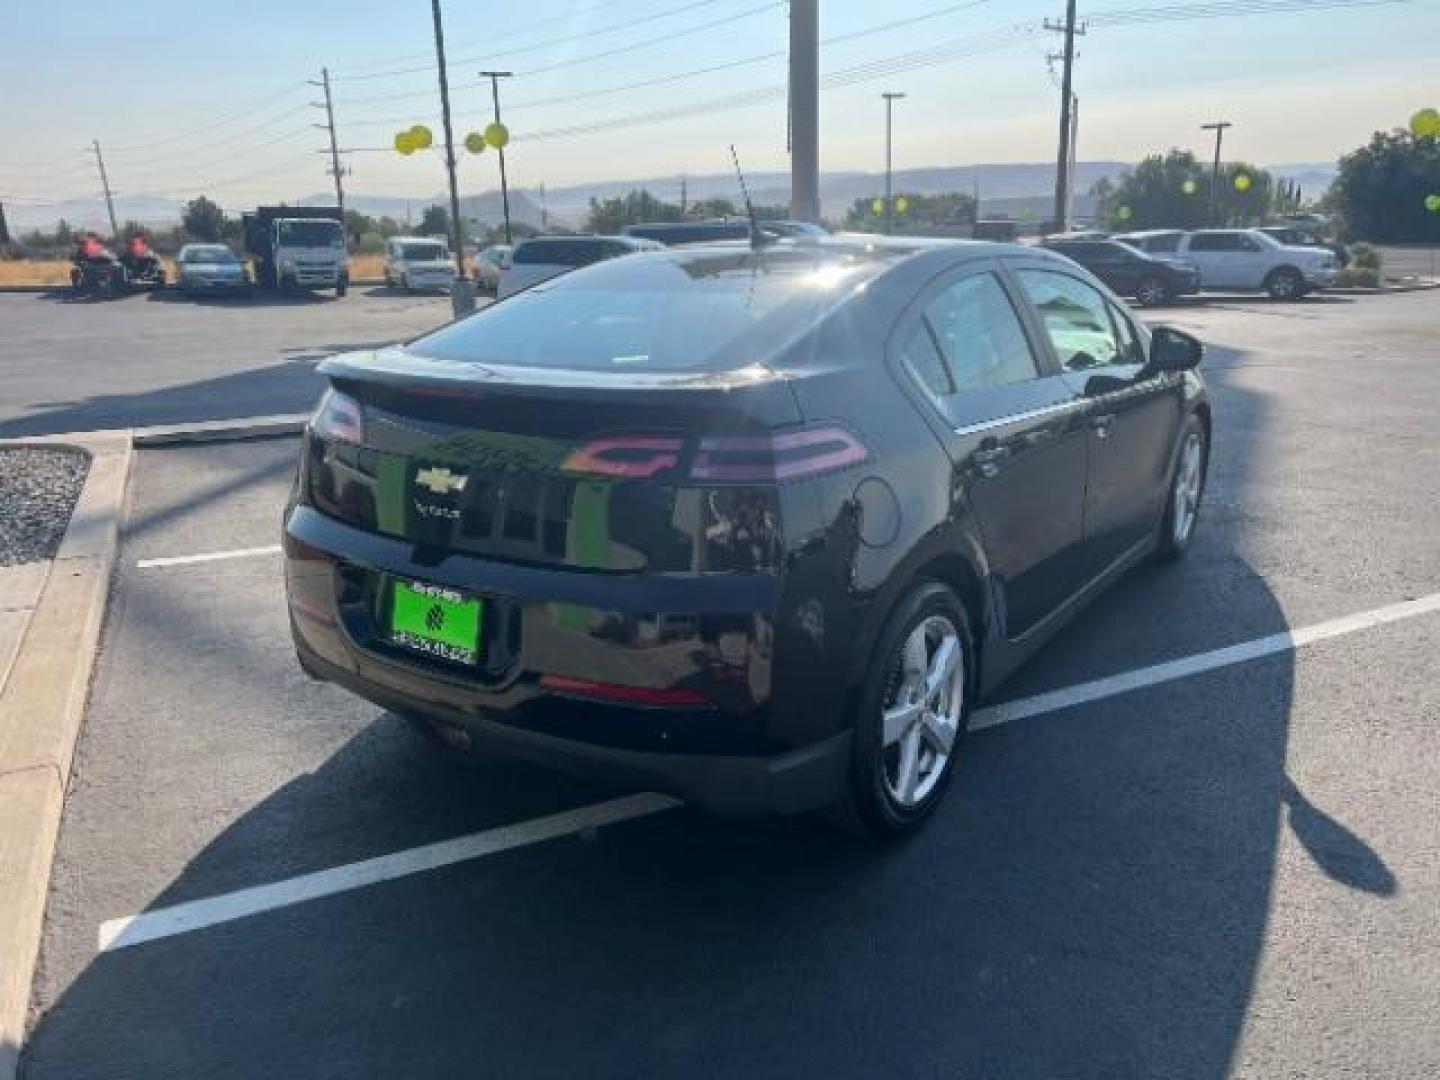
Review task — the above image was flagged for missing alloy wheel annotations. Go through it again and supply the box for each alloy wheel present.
[1172,430,1204,546]
[880,615,964,807]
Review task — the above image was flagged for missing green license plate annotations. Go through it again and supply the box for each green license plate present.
[389,579,482,664]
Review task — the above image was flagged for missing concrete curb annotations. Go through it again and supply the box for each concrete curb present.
[0,431,131,1079]
[131,414,309,446]
[1328,280,1439,295]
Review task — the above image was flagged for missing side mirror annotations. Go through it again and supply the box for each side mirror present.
[1149,326,1204,372]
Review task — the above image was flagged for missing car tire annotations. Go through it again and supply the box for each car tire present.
[1135,277,1173,307]
[830,581,973,838]
[1155,413,1208,561]
[1265,267,1304,301]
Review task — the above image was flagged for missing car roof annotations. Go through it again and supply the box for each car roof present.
[390,235,447,244]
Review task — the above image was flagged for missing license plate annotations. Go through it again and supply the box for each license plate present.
[389,579,482,664]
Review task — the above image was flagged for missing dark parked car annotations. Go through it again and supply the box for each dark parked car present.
[624,220,761,245]
[1043,238,1201,306]
[285,239,1210,835]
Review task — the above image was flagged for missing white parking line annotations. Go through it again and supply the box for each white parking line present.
[136,545,282,569]
[96,590,1440,952]
[969,591,1440,730]
[98,793,680,952]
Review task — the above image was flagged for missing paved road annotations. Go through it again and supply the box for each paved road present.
[0,288,453,438]
[22,292,1440,1078]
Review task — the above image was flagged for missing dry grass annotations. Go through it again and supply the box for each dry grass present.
[350,253,386,280]
[0,259,73,286]
[0,257,182,287]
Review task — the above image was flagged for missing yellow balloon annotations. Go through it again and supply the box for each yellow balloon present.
[1234,174,1252,192]
[484,122,510,149]
[1116,205,1133,221]
[1412,108,1440,138]
[895,197,910,214]
[464,131,487,154]
[871,198,885,216]
[394,131,415,156]
[409,124,433,150]
[1182,179,1198,195]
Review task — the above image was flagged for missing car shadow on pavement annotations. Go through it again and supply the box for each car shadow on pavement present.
[145,288,336,308]
[23,345,1397,1079]
[0,358,328,438]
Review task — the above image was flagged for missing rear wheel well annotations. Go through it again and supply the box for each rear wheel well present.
[905,555,987,693]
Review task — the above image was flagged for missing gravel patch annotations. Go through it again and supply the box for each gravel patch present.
[0,446,91,566]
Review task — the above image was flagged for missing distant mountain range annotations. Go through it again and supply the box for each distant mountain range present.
[4,161,1339,234]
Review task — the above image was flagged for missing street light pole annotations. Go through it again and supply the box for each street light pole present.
[1202,120,1233,227]
[480,71,514,245]
[789,0,820,223]
[883,92,905,235]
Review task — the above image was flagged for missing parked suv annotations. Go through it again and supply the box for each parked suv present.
[624,220,757,245]
[1116,229,1336,299]
[498,235,662,298]
[1042,238,1200,306]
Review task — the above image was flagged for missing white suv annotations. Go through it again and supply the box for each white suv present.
[383,237,455,292]
[497,235,663,299]
[1118,229,1336,299]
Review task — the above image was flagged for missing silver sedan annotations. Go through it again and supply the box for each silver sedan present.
[176,244,251,297]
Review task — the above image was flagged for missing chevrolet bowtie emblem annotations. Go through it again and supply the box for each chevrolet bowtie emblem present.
[415,466,468,495]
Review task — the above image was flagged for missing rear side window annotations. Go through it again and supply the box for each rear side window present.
[1014,269,1122,371]
[514,240,610,267]
[1188,232,1238,252]
[918,272,1040,393]
[1145,233,1182,253]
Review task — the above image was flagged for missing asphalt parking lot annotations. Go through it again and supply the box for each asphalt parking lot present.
[18,291,1440,1078]
[0,289,454,438]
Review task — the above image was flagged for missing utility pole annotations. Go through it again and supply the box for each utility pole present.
[480,71,514,244]
[789,0,820,223]
[882,92,906,235]
[679,174,688,217]
[430,0,469,297]
[1202,120,1233,227]
[0,200,11,248]
[310,67,347,216]
[89,140,119,239]
[1045,0,1084,234]
[1066,94,1080,227]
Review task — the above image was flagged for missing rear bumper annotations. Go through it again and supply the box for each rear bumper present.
[294,634,849,815]
[284,505,849,815]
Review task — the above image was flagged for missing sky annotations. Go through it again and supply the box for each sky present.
[2,0,1436,210]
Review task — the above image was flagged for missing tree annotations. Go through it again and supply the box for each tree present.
[343,209,374,248]
[585,189,683,233]
[1103,150,1274,230]
[182,196,228,242]
[842,191,976,235]
[1331,127,1440,242]
[418,204,450,237]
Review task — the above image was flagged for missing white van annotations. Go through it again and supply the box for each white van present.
[383,237,455,292]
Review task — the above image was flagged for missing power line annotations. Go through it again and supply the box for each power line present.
[103,81,310,154]
[334,0,783,106]
[1088,0,1408,25]
[332,0,735,81]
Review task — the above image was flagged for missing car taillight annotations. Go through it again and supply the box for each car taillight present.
[562,427,868,483]
[691,427,867,482]
[311,388,363,445]
[561,436,683,478]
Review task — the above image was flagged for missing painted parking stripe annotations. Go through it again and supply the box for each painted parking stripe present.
[98,793,680,952]
[968,591,1440,730]
[136,545,282,569]
[96,590,1440,952]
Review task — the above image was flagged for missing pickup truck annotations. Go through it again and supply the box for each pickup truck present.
[242,206,349,296]
[1114,228,1336,299]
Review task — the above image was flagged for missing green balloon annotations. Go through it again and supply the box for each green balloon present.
[1116,205,1133,221]
[1426,194,1440,212]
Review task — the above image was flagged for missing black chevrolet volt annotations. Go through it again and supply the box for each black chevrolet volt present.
[284,238,1210,835]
